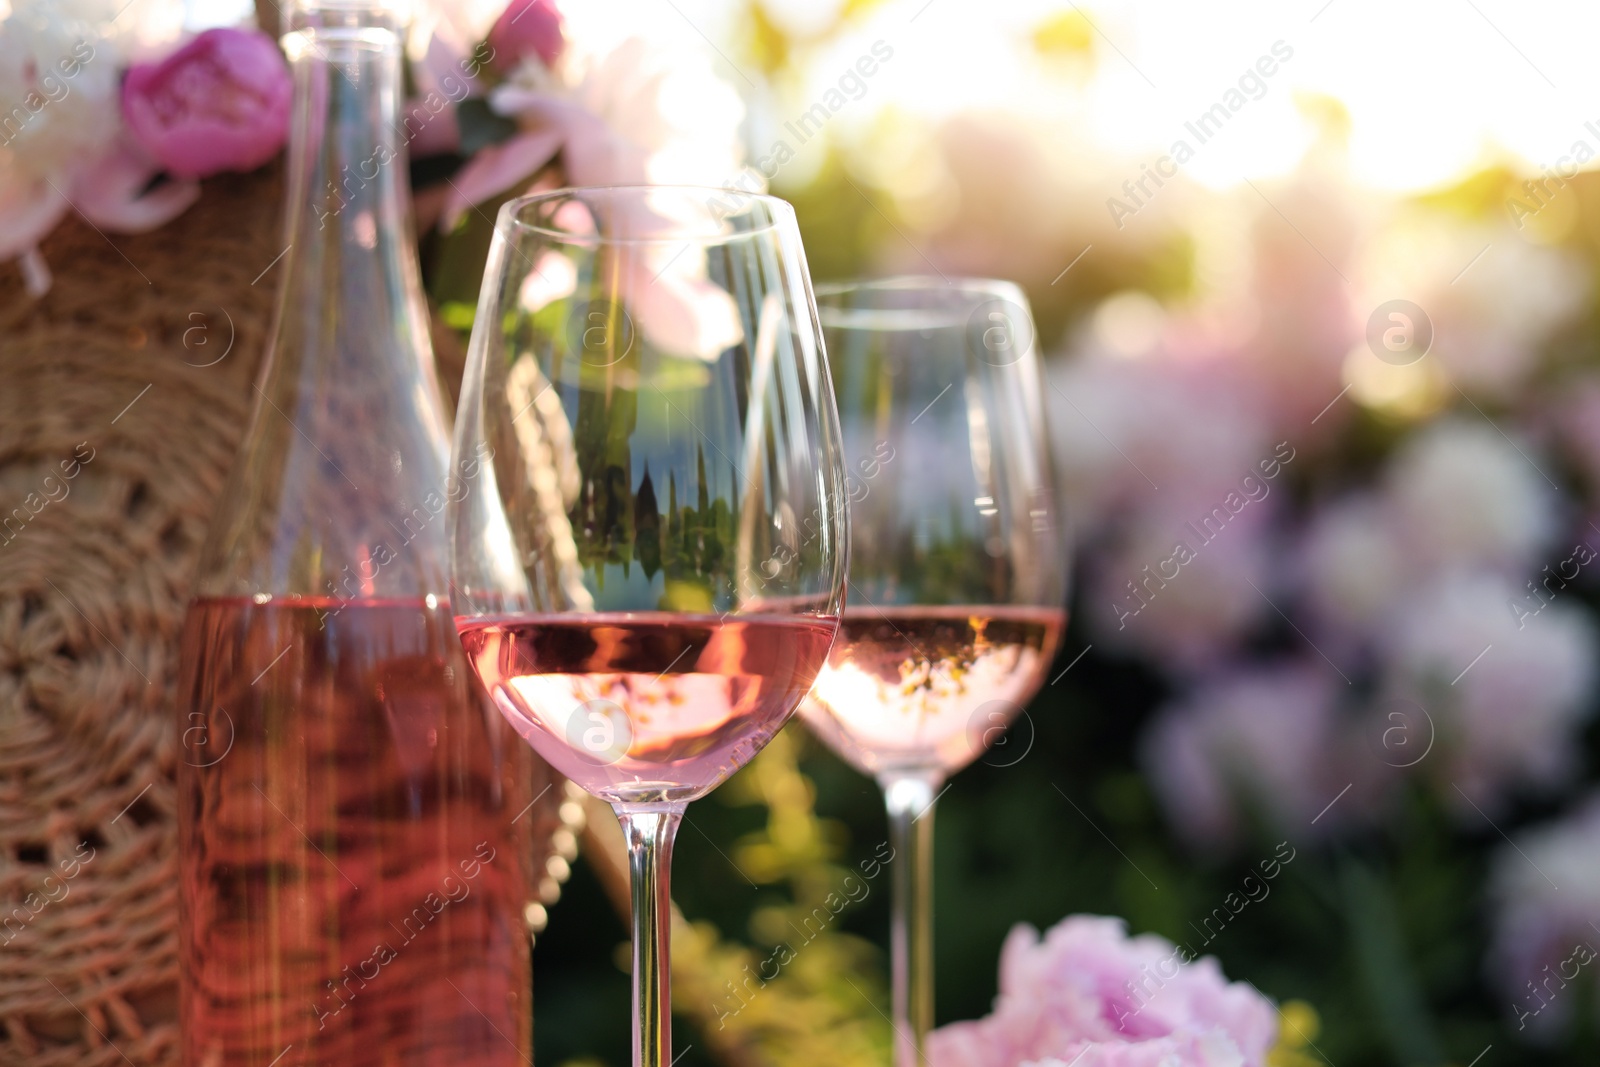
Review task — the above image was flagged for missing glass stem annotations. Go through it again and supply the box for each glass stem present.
[614,802,686,1067]
[881,770,942,1067]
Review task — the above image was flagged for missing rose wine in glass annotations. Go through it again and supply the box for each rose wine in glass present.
[447,186,848,1067]
[799,278,1068,1067]
[458,613,836,795]
[176,5,534,1065]
[804,606,1065,775]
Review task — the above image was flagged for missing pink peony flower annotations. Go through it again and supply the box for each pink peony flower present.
[1141,663,1360,851]
[1047,354,1273,529]
[487,0,565,72]
[121,28,290,181]
[930,916,1278,1067]
[1239,173,1361,434]
[1383,573,1597,814]
[1487,794,1600,1039]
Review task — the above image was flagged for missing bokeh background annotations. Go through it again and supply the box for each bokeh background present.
[177,0,1600,1063]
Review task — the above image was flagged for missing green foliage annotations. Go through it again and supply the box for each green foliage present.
[456,96,520,156]
[670,729,892,1067]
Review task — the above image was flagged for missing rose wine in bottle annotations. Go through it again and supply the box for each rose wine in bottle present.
[176,5,533,1066]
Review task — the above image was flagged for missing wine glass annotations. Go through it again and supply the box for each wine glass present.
[799,277,1068,1067]
[448,186,848,1067]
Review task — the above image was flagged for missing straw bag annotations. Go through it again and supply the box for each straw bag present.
[0,165,579,1067]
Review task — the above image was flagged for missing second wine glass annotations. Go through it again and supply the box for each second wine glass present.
[799,277,1068,1067]
[448,186,849,1067]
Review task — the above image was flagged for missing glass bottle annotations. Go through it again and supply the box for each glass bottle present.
[176,3,534,1065]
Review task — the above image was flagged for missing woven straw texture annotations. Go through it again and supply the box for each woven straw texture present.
[0,166,575,1067]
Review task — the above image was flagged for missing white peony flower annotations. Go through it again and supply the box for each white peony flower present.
[1384,418,1555,576]
[1358,214,1587,398]
[444,22,745,227]
[1384,573,1597,810]
[435,6,748,362]
[0,0,122,181]
[552,35,743,188]
[1299,492,1408,635]
[0,0,190,292]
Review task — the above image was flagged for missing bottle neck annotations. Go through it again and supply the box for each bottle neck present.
[197,11,456,600]
[275,21,431,386]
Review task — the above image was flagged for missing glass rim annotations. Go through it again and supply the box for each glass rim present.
[496,184,796,247]
[283,0,411,34]
[813,275,1035,337]
[813,274,1028,304]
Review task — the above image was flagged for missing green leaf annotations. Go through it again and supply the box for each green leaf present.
[456,97,519,157]
[439,300,477,331]
[1338,858,1448,1066]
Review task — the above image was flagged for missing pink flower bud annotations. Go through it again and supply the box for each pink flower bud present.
[487,0,565,72]
[121,28,291,181]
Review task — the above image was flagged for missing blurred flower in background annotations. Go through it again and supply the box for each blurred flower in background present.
[1489,796,1600,1039]
[1142,663,1354,851]
[1356,216,1589,400]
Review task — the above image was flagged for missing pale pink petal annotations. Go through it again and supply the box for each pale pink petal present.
[489,93,649,188]
[441,128,564,231]
[19,248,52,298]
[415,20,487,103]
[0,163,74,297]
[518,250,578,313]
[0,173,69,261]
[487,86,548,115]
[404,98,462,157]
[551,199,597,236]
[72,143,200,233]
[619,256,744,362]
